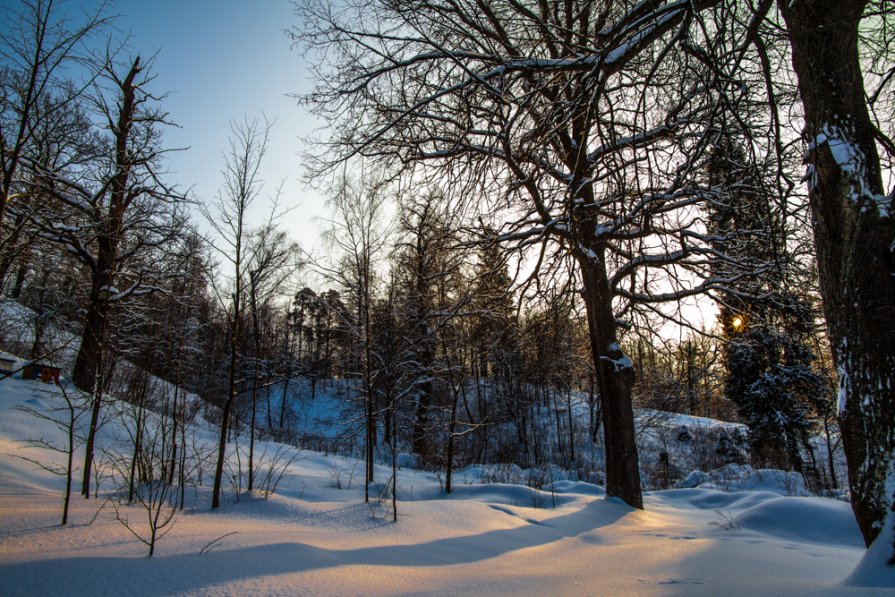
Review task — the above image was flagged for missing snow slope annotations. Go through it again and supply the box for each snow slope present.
[0,372,891,595]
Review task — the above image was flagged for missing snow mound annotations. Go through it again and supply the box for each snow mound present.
[658,487,786,512]
[437,482,579,508]
[677,464,810,496]
[844,505,895,587]
[737,496,864,547]
[548,480,606,496]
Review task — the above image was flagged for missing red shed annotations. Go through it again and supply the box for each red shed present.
[22,361,61,384]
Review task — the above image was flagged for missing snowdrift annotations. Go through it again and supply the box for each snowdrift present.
[0,364,891,595]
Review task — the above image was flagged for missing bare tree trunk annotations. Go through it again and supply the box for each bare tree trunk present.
[279,376,291,429]
[363,281,375,501]
[212,321,239,509]
[779,0,895,550]
[249,370,258,492]
[443,342,461,495]
[445,394,458,494]
[579,254,643,509]
[824,416,840,490]
[73,284,109,392]
[63,422,73,524]
[128,372,149,503]
[80,290,107,498]
[567,388,576,465]
[248,283,262,492]
[391,393,398,522]
[411,370,433,459]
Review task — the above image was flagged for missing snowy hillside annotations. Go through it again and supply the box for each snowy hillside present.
[0,367,892,595]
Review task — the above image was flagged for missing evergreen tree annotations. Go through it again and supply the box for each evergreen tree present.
[708,136,828,472]
[469,234,516,380]
[391,190,459,462]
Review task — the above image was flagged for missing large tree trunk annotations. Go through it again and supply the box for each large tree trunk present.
[72,59,141,392]
[779,0,895,550]
[72,280,109,392]
[78,273,111,497]
[578,253,643,509]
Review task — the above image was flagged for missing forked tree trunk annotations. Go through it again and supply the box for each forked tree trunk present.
[578,252,643,509]
[779,0,895,550]
[72,60,142,393]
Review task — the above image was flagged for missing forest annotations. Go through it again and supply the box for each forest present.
[0,0,893,592]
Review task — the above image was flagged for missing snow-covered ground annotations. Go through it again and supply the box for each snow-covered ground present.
[0,369,892,595]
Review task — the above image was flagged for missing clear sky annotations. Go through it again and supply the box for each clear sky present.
[67,0,326,248]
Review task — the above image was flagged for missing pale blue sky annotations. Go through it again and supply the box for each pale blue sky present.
[111,0,323,245]
[15,0,325,246]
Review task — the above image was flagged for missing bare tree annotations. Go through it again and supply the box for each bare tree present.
[0,0,110,255]
[319,175,391,502]
[202,115,283,509]
[296,0,750,508]
[245,222,300,491]
[31,53,185,497]
[14,381,89,525]
[110,385,178,557]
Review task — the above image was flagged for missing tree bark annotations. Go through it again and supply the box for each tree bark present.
[212,302,239,509]
[73,277,111,392]
[248,278,261,492]
[578,252,643,509]
[779,0,895,549]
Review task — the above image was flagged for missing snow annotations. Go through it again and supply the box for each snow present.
[676,464,811,496]
[810,124,893,218]
[604,9,681,66]
[838,358,849,414]
[844,459,895,587]
[0,360,891,594]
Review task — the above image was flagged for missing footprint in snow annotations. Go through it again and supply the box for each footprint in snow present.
[659,578,706,585]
